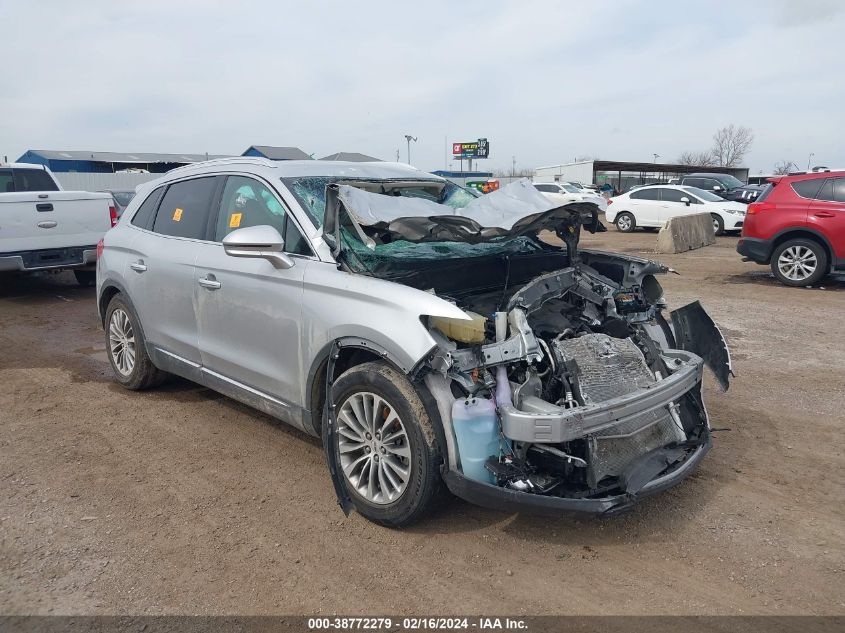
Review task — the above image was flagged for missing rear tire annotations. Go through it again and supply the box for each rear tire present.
[330,361,443,527]
[104,294,167,390]
[74,270,96,287]
[711,214,725,236]
[615,212,636,233]
[770,238,827,287]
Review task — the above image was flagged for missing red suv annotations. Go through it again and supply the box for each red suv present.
[737,171,845,286]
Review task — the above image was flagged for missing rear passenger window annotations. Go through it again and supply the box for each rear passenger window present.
[152,177,218,239]
[791,179,825,200]
[12,169,59,192]
[630,188,659,200]
[130,187,165,229]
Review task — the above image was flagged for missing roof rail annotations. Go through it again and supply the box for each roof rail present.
[166,156,278,174]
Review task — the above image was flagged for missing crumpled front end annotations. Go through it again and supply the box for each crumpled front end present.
[421,250,731,515]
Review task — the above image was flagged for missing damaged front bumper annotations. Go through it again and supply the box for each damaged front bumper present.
[499,350,702,443]
[443,437,710,516]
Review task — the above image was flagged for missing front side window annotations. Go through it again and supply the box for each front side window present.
[717,174,744,189]
[12,168,59,192]
[0,170,13,193]
[659,188,687,203]
[815,179,835,202]
[833,178,845,203]
[152,177,218,239]
[534,184,558,193]
[215,176,311,255]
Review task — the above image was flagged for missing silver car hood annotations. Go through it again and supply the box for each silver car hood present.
[322,178,601,254]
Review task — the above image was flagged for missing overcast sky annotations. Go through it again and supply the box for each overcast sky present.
[1,0,841,174]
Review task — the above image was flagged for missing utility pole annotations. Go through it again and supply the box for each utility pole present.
[396,149,400,162]
[512,155,516,178]
[404,134,417,165]
[807,152,814,171]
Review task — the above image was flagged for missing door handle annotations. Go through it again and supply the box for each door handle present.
[36,203,54,212]
[130,261,147,273]
[813,211,835,218]
[37,221,57,229]
[198,276,221,290]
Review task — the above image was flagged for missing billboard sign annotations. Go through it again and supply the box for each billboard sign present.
[452,138,489,159]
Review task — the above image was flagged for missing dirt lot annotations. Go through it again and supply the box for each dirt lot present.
[1,230,843,616]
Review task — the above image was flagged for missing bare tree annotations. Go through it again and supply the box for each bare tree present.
[677,150,717,166]
[773,160,797,175]
[711,124,754,167]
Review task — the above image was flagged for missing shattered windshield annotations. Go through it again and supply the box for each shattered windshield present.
[281,176,554,274]
[282,176,477,228]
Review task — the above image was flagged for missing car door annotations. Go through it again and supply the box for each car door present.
[807,177,845,260]
[193,174,312,425]
[628,188,661,226]
[657,187,694,224]
[126,176,221,375]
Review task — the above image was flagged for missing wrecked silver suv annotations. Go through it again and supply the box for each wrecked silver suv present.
[97,158,730,528]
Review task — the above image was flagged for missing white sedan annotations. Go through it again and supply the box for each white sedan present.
[606,185,746,235]
[533,182,608,212]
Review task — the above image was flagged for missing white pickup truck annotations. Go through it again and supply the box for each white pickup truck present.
[0,163,116,285]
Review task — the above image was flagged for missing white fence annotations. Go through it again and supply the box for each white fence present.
[54,172,161,192]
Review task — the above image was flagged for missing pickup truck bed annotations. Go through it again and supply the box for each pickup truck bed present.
[0,164,114,276]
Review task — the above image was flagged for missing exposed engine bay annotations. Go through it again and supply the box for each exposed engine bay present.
[321,178,732,511]
[422,249,730,503]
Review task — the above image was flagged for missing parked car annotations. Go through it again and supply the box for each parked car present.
[737,171,845,286]
[97,158,730,527]
[607,185,746,235]
[0,162,116,285]
[533,181,608,211]
[677,173,761,204]
[99,189,137,218]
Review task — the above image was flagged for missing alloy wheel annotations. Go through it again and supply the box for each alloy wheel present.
[108,308,136,376]
[777,245,818,282]
[617,215,631,231]
[336,391,411,504]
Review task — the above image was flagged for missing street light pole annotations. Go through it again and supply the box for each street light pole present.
[404,135,417,165]
[653,153,660,163]
[807,152,814,171]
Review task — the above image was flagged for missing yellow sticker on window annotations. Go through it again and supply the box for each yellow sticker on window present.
[229,212,242,228]
[172,207,183,222]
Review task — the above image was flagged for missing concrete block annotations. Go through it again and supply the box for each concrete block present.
[655,213,715,254]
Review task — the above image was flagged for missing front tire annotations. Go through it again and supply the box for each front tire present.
[770,238,827,287]
[711,214,725,236]
[615,212,636,233]
[330,361,443,527]
[105,294,166,390]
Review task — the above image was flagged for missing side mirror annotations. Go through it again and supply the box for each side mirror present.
[680,196,691,206]
[222,225,295,269]
[712,185,723,192]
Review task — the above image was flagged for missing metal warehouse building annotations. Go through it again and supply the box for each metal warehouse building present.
[242,145,312,160]
[16,149,230,173]
[534,160,750,193]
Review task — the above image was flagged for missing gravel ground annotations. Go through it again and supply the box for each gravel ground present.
[1,230,843,615]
